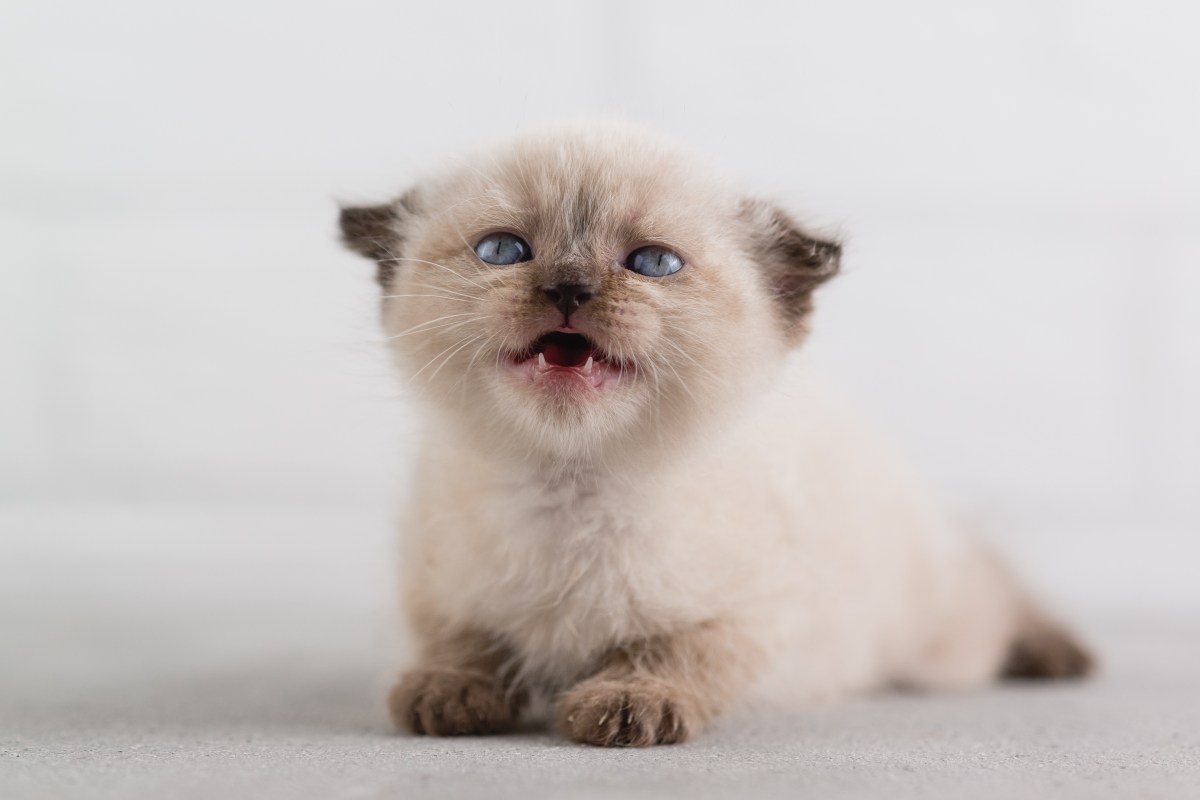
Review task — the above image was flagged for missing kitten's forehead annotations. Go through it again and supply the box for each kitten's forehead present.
[433,126,731,251]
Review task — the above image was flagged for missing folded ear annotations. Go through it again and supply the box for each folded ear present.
[740,199,841,342]
[338,192,417,285]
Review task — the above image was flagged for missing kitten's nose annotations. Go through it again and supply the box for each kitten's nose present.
[541,283,595,323]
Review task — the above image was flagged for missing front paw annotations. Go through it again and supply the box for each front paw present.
[557,678,698,747]
[388,667,520,736]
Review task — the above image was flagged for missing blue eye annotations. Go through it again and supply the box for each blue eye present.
[625,245,683,277]
[474,232,532,265]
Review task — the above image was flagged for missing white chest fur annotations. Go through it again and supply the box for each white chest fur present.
[407,463,716,686]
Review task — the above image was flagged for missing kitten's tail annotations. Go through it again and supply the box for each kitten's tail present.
[1001,601,1095,680]
[968,530,1096,682]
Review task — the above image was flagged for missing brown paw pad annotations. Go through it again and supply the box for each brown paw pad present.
[389,667,520,736]
[557,679,697,747]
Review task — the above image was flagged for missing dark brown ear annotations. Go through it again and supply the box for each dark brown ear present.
[338,192,417,285]
[741,199,841,340]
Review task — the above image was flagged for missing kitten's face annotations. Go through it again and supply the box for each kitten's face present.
[341,126,839,463]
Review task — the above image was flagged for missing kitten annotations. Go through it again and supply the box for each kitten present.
[339,122,1091,747]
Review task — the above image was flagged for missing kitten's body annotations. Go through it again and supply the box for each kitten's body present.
[405,369,1004,701]
[340,123,1090,746]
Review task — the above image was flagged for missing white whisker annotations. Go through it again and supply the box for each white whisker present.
[425,333,489,384]
[384,312,483,340]
[379,294,474,303]
[403,281,480,302]
[381,256,489,290]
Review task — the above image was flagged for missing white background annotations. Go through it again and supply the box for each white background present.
[2,0,1198,615]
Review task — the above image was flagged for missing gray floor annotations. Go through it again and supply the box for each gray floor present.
[3,507,1198,799]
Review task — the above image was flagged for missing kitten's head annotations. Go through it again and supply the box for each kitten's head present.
[340,123,839,464]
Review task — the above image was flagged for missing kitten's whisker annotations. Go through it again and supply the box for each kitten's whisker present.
[385,322,480,342]
[644,357,665,401]
[403,281,480,302]
[658,356,704,409]
[464,333,498,375]
[385,312,482,340]
[410,328,489,383]
[382,257,489,290]
[454,334,500,399]
[426,333,489,384]
[379,294,474,303]
[657,338,723,384]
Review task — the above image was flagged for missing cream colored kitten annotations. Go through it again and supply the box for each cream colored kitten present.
[339,122,1091,747]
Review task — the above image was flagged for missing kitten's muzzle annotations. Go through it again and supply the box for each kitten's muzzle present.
[541,283,595,326]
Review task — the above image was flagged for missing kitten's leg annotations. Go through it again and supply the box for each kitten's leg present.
[389,628,526,736]
[557,620,760,747]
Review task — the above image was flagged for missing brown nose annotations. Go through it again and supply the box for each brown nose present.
[541,283,595,324]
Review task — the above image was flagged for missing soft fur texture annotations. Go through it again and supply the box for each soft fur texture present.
[339,122,1091,747]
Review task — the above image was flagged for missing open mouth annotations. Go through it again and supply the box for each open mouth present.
[509,331,626,389]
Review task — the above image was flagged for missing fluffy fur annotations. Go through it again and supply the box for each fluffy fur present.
[339,123,1091,747]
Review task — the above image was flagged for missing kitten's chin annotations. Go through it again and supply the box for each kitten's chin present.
[455,329,653,463]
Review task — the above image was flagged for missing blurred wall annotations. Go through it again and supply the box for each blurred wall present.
[3,2,1197,556]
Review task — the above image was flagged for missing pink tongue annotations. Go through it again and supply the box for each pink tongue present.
[542,340,589,367]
